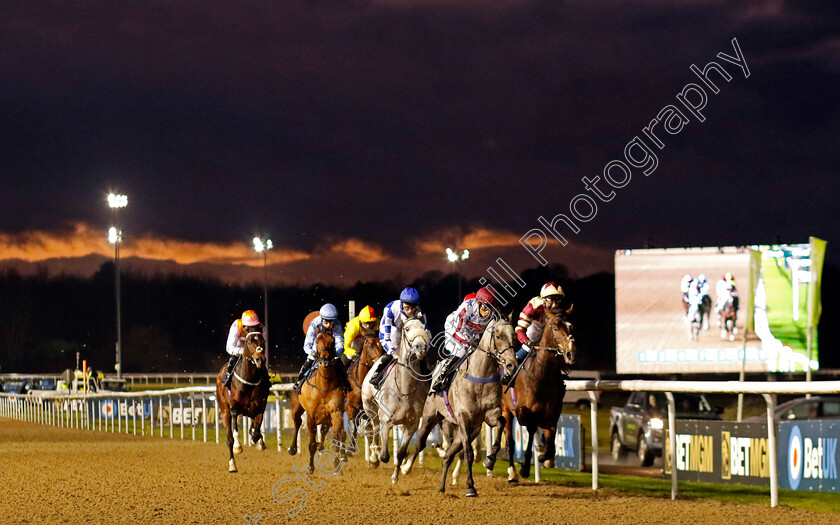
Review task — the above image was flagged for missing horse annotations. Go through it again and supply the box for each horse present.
[287,330,347,473]
[501,313,576,482]
[404,317,517,496]
[361,317,430,482]
[215,331,270,473]
[720,297,738,341]
[345,335,385,443]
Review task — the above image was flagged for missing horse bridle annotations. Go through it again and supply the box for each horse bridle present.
[539,318,574,360]
[471,319,515,365]
[232,332,265,386]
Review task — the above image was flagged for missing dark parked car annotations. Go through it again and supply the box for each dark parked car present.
[746,396,840,422]
[610,391,722,466]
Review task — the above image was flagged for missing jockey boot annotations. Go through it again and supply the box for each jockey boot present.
[293,358,315,394]
[429,355,459,395]
[369,354,394,390]
[334,357,352,394]
[222,355,239,387]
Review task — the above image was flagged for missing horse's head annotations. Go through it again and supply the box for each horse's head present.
[315,328,336,366]
[545,315,576,366]
[483,315,517,379]
[243,331,266,369]
[402,318,429,360]
[362,336,385,366]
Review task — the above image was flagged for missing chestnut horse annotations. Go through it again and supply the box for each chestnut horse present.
[345,336,385,441]
[215,331,270,473]
[287,330,347,473]
[501,314,576,481]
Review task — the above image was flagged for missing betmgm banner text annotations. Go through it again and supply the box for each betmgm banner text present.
[665,420,838,493]
[616,238,825,374]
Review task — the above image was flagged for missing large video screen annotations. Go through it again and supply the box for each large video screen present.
[616,243,823,374]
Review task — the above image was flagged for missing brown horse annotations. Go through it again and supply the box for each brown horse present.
[215,331,270,473]
[345,335,384,441]
[288,330,347,473]
[720,297,738,341]
[501,314,576,481]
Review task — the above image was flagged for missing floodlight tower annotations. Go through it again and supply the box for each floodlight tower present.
[446,248,470,302]
[107,193,127,378]
[253,236,273,368]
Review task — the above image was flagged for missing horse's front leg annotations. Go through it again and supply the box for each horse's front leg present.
[519,424,536,480]
[378,418,392,465]
[404,412,442,476]
[306,412,319,473]
[392,417,420,484]
[251,411,266,450]
[232,413,243,455]
[287,396,304,456]
[458,421,478,497]
[483,408,505,473]
[439,437,464,493]
[503,405,518,482]
[538,426,556,466]
[330,408,347,472]
[223,406,237,473]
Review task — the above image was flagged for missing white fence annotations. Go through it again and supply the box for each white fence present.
[4,379,840,508]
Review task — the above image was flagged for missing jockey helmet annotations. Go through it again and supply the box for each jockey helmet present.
[400,287,421,305]
[724,272,734,282]
[241,310,261,327]
[320,303,339,321]
[539,282,565,299]
[697,274,706,283]
[475,286,495,306]
[359,305,377,323]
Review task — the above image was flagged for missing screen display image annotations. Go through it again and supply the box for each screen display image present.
[616,242,824,374]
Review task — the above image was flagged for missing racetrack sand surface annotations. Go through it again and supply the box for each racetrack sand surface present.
[2,418,834,524]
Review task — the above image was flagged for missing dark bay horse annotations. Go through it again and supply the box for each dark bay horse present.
[501,314,576,481]
[288,330,347,473]
[720,297,738,341]
[215,331,270,473]
[345,336,384,442]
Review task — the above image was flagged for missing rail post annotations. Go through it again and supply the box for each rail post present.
[665,392,678,500]
[762,393,778,507]
[588,390,599,490]
[202,395,207,443]
[191,394,196,441]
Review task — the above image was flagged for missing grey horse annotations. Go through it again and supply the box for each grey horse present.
[403,317,517,496]
[361,318,430,483]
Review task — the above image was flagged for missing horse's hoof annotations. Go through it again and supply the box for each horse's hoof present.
[483,457,495,471]
[537,452,547,463]
[465,488,478,498]
[287,447,297,456]
[519,466,530,479]
[486,469,493,477]
[229,460,238,473]
[507,466,518,482]
[544,459,554,468]
[257,440,266,451]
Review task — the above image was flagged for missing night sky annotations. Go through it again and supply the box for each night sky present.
[1,1,839,285]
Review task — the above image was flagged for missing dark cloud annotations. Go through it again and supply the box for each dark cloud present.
[1,1,838,270]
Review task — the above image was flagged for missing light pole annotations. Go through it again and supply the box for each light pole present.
[108,193,127,378]
[446,248,470,302]
[253,236,273,368]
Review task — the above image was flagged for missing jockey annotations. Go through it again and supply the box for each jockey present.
[680,274,693,304]
[343,305,380,363]
[687,273,710,308]
[369,287,431,390]
[293,303,351,394]
[715,273,739,312]
[222,310,263,387]
[429,286,496,395]
[515,282,566,362]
